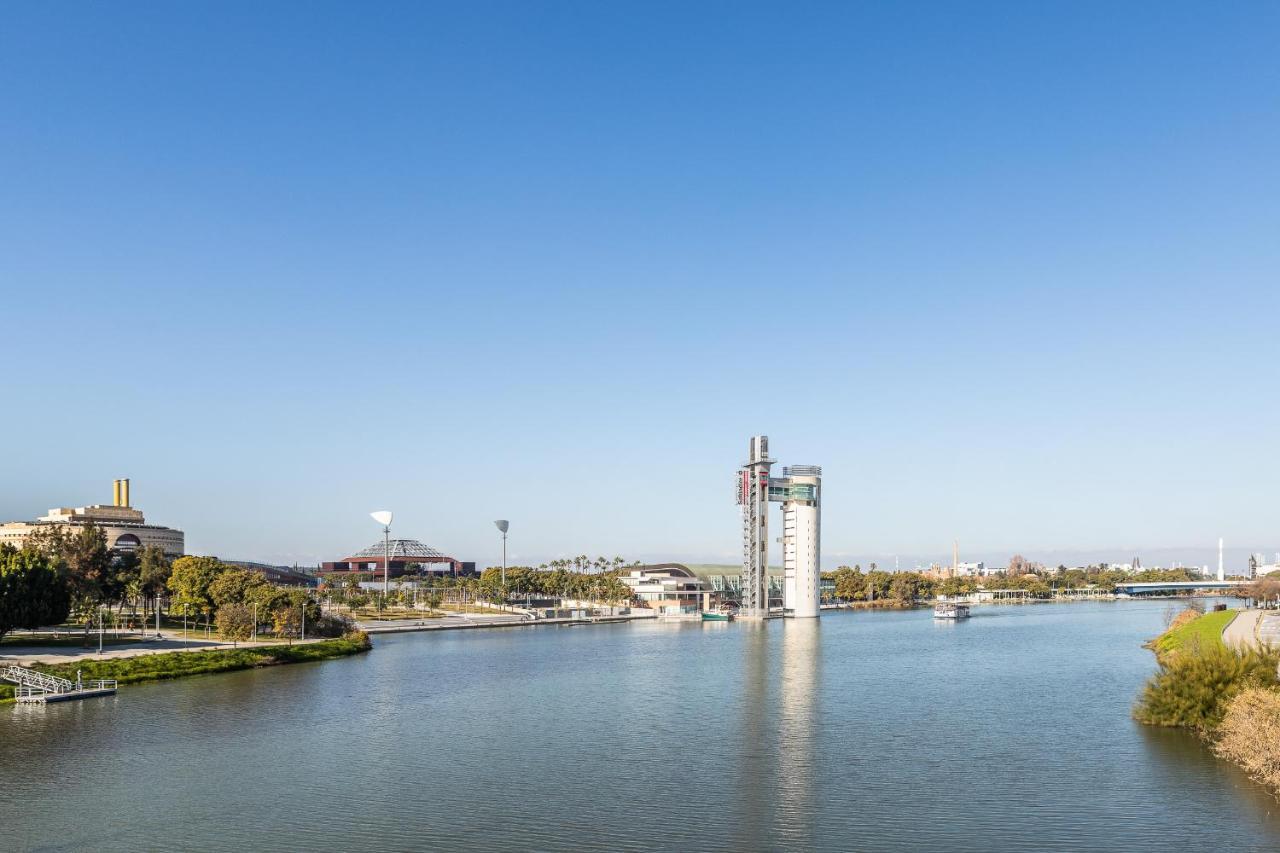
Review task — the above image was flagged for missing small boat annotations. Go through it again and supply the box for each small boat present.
[933,602,970,620]
[702,609,735,622]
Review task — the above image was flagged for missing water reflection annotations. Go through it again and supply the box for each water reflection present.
[777,619,820,847]
[1137,723,1280,819]
[733,621,774,849]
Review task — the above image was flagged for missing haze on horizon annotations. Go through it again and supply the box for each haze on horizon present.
[3,3,1277,571]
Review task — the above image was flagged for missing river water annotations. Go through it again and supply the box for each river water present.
[2,600,1278,851]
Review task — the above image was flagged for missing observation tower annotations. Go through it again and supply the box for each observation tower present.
[736,435,823,619]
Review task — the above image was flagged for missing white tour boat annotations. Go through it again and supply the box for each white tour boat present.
[933,602,971,620]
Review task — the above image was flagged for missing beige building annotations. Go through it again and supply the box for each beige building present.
[0,479,185,556]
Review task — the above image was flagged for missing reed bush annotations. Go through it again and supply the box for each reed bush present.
[1214,687,1280,793]
[1134,642,1280,730]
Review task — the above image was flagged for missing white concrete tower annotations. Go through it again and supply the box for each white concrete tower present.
[738,435,774,619]
[1218,537,1225,582]
[777,466,822,618]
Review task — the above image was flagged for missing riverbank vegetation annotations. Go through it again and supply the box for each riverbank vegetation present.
[1214,688,1280,793]
[1135,641,1279,728]
[1136,605,1280,798]
[1149,606,1233,655]
[821,564,1216,606]
[0,632,371,703]
[322,563,635,613]
[1,531,341,645]
[0,547,72,641]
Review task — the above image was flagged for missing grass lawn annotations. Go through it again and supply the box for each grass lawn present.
[0,635,148,649]
[1154,609,1237,654]
[349,608,445,621]
[0,633,371,704]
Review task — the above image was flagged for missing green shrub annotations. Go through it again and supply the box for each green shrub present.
[1135,643,1280,730]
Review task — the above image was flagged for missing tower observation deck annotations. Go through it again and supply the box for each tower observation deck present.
[736,436,823,619]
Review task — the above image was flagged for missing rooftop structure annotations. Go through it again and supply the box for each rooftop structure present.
[0,479,185,556]
[319,538,474,581]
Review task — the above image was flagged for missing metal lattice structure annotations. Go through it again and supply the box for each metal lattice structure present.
[347,539,447,561]
[737,435,774,619]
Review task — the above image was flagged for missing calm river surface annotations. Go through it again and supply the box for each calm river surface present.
[3,600,1278,851]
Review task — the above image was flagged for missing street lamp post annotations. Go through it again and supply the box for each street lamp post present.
[494,520,509,611]
[371,511,394,599]
[493,520,509,587]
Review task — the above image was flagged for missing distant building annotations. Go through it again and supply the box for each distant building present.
[0,479,184,556]
[1252,554,1280,578]
[223,560,317,587]
[620,565,714,616]
[318,539,474,583]
[683,564,784,608]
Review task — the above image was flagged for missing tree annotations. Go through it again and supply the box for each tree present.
[831,566,865,601]
[890,573,929,603]
[64,523,118,612]
[216,603,254,646]
[0,547,71,641]
[138,546,173,616]
[168,556,226,631]
[272,605,303,644]
[1008,554,1028,577]
[1246,576,1280,608]
[209,568,271,611]
[269,589,318,643]
[938,575,976,598]
[28,522,116,625]
[113,550,141,619]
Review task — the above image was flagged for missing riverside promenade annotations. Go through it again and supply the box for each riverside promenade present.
[0,633,326,666]
[358,610,656,634]
[1221,609,1280,648]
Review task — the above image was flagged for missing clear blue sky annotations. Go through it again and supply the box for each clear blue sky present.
[3,2,1277,570]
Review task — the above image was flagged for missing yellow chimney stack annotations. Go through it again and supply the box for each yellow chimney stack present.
[122,478,130,507]
[113,479,121,507]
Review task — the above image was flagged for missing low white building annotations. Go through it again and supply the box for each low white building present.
[620,565,713,616]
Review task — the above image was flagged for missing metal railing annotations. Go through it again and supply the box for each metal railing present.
[2,666,74,694]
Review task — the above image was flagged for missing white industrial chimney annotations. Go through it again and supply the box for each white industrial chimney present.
[1218,538,1225,582]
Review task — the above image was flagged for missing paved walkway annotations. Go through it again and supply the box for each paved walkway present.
[358,611,655,634]
[1223,609,1262,648]
[1258,612,1280,647]
[1,632,321,665]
